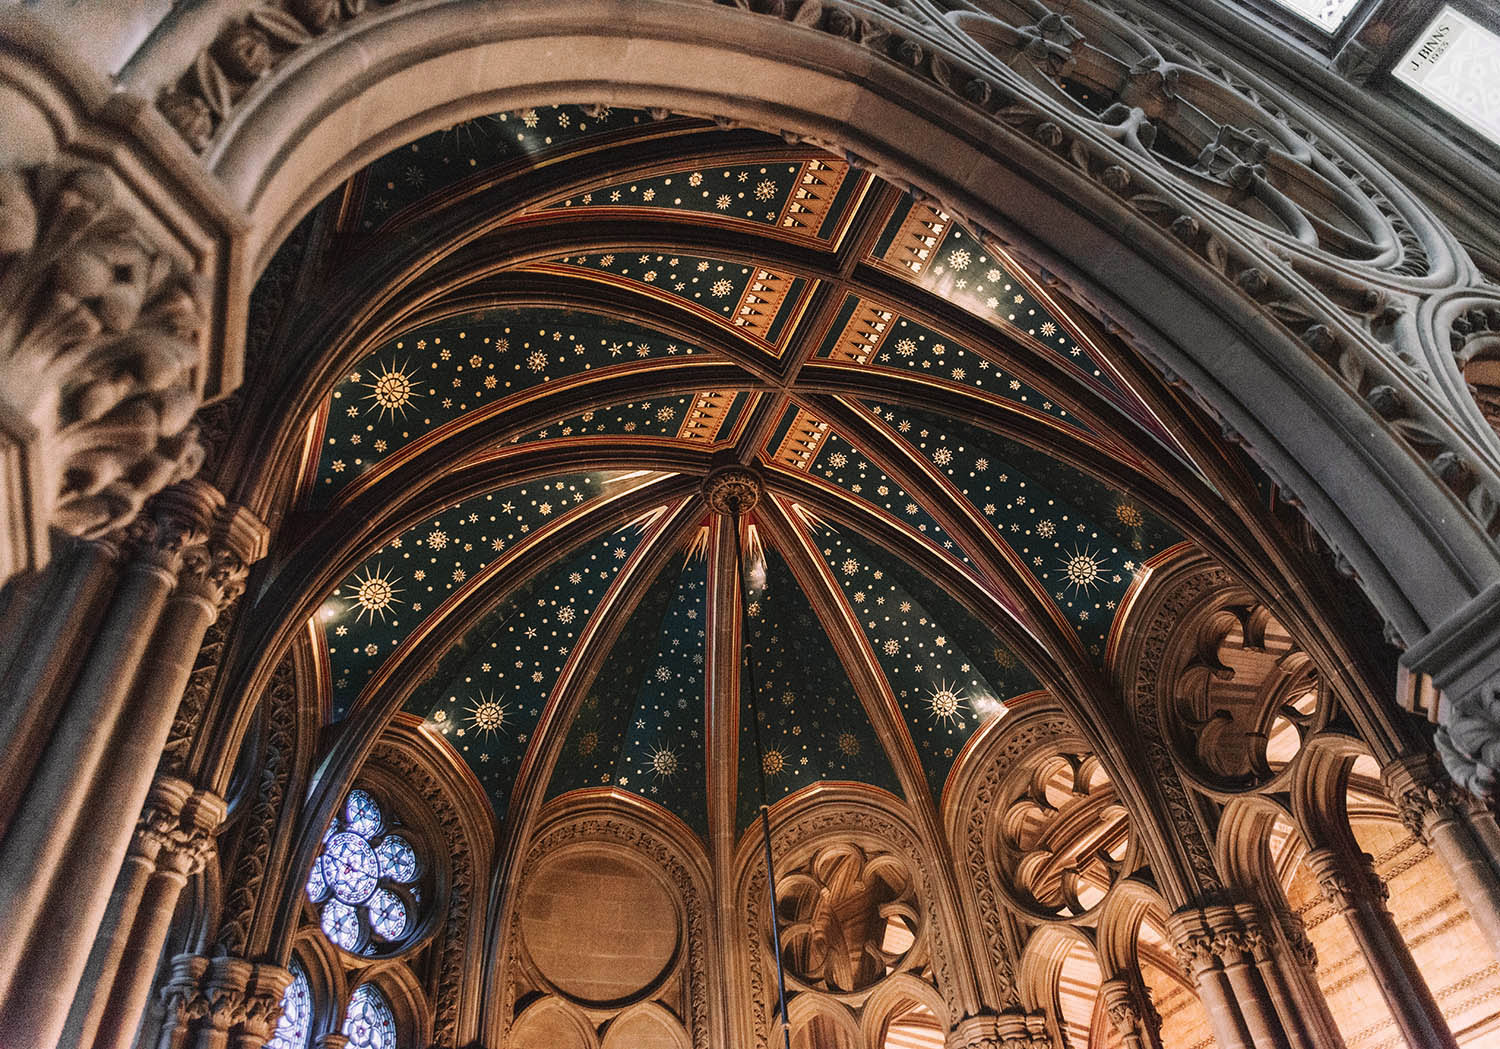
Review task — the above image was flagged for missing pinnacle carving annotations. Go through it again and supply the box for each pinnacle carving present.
[0,166,209,585]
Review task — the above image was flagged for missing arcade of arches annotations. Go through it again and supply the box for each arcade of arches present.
[3,2,1500,1049]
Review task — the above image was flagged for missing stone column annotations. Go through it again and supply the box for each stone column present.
[1099,974,1161,1049]
[79,783,226,1049]
[0,480,265,1049]
[151,956,291,1049]
[945,1011,1055,1048]
[1168,903,1293,1049]
[1303,846,1459,1049]
[1383,753,1500,953]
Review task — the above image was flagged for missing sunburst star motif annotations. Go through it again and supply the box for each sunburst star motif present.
[648,745,679,780]
[465,692,510,737]
[350,564,403,622]
[1058,545,1108,596]
[928,681,966,725]
[361,360,420,420]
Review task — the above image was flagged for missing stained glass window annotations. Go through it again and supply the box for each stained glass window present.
[305,788,422,954]
[265,964,312,1049]
[344,984,398,1049]
[1260,0,1362,32]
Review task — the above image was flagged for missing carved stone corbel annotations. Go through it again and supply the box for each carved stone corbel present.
[0,166,210,588]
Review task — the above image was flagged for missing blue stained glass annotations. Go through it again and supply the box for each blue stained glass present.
[344,984,397,1049]
[305,858,327,903]
[322,832,380,904]
[374,836,418,883]
[321,899,361,952]
[265,965,312,1049]
[344,789,383,836]
[368,888,408,940]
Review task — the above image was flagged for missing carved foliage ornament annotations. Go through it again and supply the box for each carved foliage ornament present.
[0,167,207,557]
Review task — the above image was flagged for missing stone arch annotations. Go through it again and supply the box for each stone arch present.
[735,785,972,1048]
[1015,922,1099,1041]
[509,995,601,1049]
[857,972,949,1049]
[779,992,861,1049]
[601,1000,693,1049]
[107,0,1500,664]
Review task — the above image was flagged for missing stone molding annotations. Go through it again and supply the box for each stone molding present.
[743,802,960,1045]
[501,811,709,1049]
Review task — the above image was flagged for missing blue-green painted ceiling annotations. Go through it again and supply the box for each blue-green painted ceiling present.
[350,105,686,231]
[319,471,659,720]
[807,524,1042,799]
[738,539,901,829]
[813,299,1087,434]
[310,307,712,504]
[406,517,658,817]
[864,403,1181,658]
[506,392,752,447]
[547,550,710,837]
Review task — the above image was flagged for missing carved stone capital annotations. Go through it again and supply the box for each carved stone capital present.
[235,964,294,1045]
[1382,753,1479,839]
[124,479,267,609]
[1168,900,1269,977]
[131,776,226,877]
[1100,975,1161,1042]
[1435,669,1500,800]
[0,165,210,588]
[155,954,289,1048]
[1303,847,1389,911]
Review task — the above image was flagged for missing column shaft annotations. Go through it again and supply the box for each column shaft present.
[1305,846,1460,1049]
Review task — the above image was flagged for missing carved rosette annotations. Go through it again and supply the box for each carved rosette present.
[0,166,210,587]
[703,464,763,516]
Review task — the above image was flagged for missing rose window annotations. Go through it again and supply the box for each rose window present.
[306,789,422,954]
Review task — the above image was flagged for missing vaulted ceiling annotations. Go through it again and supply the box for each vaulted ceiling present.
[268,103,1330,846]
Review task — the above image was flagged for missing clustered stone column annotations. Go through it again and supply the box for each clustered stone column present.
[1099,975,1162,1049]
[155,956,293,1049]
[1302,845,1460,1049]
[65,778,228,1049]
[1168,902,1292,1049]
[1383,753,1500,951]
[0,479,266,1049]
[946,1011,1056,1048]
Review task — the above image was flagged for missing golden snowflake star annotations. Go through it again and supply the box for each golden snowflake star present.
[350,564,403,622]
[578,730,600,756]
[362,361,420,420]
[465,692,509,737]
[837,732,860,756]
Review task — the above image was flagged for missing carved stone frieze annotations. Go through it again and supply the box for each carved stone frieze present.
[0,166,211,587]
[131,776,228,878]
[962,714,1075,995]
[1126,565,1231,891]
[1434,670,1500,799]
[1381,753,1481,839]
[154,954,291,1049]
[216,655,297,955]
[370,743,477,1048]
